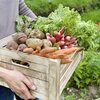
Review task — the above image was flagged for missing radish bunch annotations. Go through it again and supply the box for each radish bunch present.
[46,27,77,49]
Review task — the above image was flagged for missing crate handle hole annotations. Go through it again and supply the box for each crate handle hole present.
[11,59,30,68]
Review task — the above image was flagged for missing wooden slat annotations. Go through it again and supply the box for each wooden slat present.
[60,51,83,94]
[0,48,50,66]
[60,64,69,76]
[48,59,61,100]
[30,77,48,88]
[0,61,48,81]
[0,55,48,73]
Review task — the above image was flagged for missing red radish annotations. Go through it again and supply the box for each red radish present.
[65,42,71,46]
[46,33,56,43]
[70,37,76,41]
[67,44,75,48]
[57,41,65,46]
[61,34,65,41]
[59,26,65,35]
[54,31,62,42]
[65,36,71,41]
[61,45,68,49]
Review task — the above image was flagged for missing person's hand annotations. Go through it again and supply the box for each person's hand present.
[2,69,36,100]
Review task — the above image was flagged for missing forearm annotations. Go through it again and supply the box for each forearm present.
[19,0,37,19]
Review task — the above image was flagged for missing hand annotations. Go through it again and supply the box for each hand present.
[2,69,36,100]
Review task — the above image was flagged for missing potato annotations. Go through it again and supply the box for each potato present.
[17,44,27,51]
[43,39,52,48]
[26,38,43,49]
[6,40,18,50]
[12,32,27,44]
[29,29,45,39]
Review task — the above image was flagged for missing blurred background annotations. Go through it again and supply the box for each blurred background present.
[25,0,100,23]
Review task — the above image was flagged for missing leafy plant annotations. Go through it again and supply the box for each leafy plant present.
[34,4,100,50]
[67,51,100,88]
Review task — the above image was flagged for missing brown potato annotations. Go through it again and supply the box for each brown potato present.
[6,40,18,50]
[13,32,27,44]
[17,44,27,51]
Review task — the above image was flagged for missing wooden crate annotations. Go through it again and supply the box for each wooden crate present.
[0,35,83,100]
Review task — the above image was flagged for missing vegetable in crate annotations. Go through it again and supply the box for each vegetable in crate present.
[46,27,77,49]
[29,29,45,39]
[38,47,82,64]
[23,47,33,54]
[12,32,27,44]
[42,39,52,48]
[26,38,43,49]
[17,44,27,51]
[6,40,18,50]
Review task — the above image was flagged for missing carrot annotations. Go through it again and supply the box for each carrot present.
[39,47,57,56]
[32,49,39,54]
[36,46,41,51]
[44,53,68,59]
[23,48,33,54]
[53,47,81,55]
[61,58,72,64]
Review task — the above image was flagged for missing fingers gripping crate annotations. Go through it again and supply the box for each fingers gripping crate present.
[0,35,83,100]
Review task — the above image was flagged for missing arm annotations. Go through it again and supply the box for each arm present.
[19,0,37,19]
[0,67,36,99]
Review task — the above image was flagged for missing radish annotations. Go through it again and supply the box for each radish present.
[54,31,62,42]
[59,26,65,35]
[57,41,65,46]
[46,33,56,43]
[65,42,71,46]
[65,36,71,42]
[67,44,75,48]
[61,45,68,49]
[60,34,65,41]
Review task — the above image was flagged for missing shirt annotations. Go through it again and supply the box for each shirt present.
[0,0,36,39]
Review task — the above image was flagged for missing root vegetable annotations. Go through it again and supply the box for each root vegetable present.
[61,58,72,64]
[59,26,65,35]
[43,39,52,48]
[54,31,62,42]
[29,29,45,39]
[26,38,43,49]
[13,32,27,44]
[32,46,41,54]
[23,48,33,54]
[53,47,81,55]
[39,47,57,56]
[45,53,67,59]
[17,44,27,51]
[6,40,18,50]
[46,33,56,42]
[57,41,65,47]
[65,36,71,42]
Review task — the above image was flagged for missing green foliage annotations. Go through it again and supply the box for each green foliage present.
[34,5,100,50]
[82,9,100,23]
[64,93,77,100]
[25,0,100,16]
[67,51,100,88]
